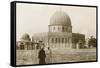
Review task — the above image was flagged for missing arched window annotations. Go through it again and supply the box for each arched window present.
[20,43,24,50]
[52,38,54,43]
[55,38,57,43]
[62,27,64,32]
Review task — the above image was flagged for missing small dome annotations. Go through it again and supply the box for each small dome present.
[21,33,31,41]
[50,11,71,26]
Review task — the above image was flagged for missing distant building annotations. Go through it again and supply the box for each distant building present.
[16,33,45,50]
[72,33,85,48]
[16,33,34,50]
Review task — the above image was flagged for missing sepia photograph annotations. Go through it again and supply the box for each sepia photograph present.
[15,2,97,66]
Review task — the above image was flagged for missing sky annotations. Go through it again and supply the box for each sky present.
[16,3,96,41]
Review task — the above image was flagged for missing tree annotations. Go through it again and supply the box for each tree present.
[88,36,96,48]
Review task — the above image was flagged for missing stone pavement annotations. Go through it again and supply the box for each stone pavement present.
[16,48,96,65]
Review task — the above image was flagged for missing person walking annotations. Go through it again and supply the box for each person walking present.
[38,46,46,64]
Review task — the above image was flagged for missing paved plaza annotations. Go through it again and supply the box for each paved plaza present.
[16,48,96,65]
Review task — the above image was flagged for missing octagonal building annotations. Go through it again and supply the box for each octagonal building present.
[48,11,72,49]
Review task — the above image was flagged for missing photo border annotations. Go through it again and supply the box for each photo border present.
[10,1,98,67]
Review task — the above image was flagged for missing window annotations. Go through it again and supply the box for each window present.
[62,27,64,32]
[55,38,57,43]
[52,38,54,43]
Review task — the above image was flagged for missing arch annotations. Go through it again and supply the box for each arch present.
[20,43,24,50]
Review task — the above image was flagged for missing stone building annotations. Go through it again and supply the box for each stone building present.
[16,33,34,50]
[16,33,45,50]
[72,33,85,49]
[17,11,85,50]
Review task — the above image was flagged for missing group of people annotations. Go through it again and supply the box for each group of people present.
[38,46,52,64]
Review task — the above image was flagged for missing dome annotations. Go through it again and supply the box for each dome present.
[50,11,71,26]
[21,33,31,41]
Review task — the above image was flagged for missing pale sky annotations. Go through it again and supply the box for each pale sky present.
[16,3,96,41]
